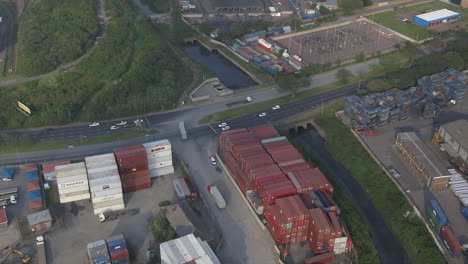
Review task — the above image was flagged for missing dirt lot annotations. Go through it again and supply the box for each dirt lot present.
[275,21,405,65]
[351,101,468,264]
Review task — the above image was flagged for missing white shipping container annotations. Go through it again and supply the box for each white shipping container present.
[90,181,122,193]
[59,189,90,198]
[85,153,115,163]
[91,193,124,203]
[93,197,124,208]
[143,140,172,153]
[148,155,172,163]
[56,168,87,178]
[258,38,272,49]
[86,160,117,170]
[57,179,88,188]
[149,166,175,178]
[209,185,226,209]
[89,176,121,186]
[148,161,173,169]
[56,162,86,171]
[58,184,90,194]
[56,174,88,184]
[88,169,119,180]
[93,203,125,215]
[59,193,91,203]
[91,188,122,198]
[87,164,118,173]
[147,150,172,159]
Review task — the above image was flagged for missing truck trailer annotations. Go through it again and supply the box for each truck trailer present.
[36,236,46,264]
[208,185,226,209]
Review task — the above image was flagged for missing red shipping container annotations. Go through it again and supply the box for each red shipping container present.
[27,180,40,191]
[276,195,309,222]
[260,182,296,204]
[110,247,129,260]
[123,177,151,186]
[263,139,290,149]
[279,162,312,173]
[123,183,151,193]
[440,225,462,255]
[253,173,286,190]
[121,170,149,180]
[29,200,43,209]
[304,252,336,264]
[25,165,37,172]
[248,124,280,140]
[308,208,333,254]
[327,212,342,238]
[42,161,71,174]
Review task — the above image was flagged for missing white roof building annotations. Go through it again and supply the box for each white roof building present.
[160,234,221,264]
[415,9,460,21]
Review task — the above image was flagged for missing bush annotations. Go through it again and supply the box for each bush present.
[159,200,171,207]
[17,0,99,76]
[367,79,391,92]
[152,214,178,243]
[336,68,353,84]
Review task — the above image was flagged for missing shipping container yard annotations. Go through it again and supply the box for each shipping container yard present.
[218,124,352,262]
[340,70,468,263]
[273,20,405,66]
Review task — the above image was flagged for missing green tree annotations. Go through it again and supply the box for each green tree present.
[339,0,363,14]
[230,23,248,38]
[199,21,215,36]
[443,52,464,70]
[367,79,392,92]
[277,74,309,95]
[319,5,331,15]
[336,68,353,84]
[362,0,373,6]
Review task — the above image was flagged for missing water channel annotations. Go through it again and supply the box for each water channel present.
[184,43,257,90]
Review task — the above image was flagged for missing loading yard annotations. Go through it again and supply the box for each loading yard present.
[274,20,405,65]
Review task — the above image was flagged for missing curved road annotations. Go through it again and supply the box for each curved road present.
[0,0,108,87]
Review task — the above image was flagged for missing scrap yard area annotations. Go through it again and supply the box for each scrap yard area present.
[342,69,468,263]
[273,20,405,65]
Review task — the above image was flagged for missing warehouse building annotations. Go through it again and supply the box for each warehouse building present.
[439,119,468,169]
[210,0,265,12]
[165,200,213,242]
[27,209,53,232]
[395,132,450,190]
[413,9,461,28]
[160,234,220,264]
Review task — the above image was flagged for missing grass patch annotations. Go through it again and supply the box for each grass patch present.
[367,1,467,40]
[313,102,444,264]
[290,141,380,264]
[16,216,34,239]
[152,212,178,243]
[0,130,157,154]
[140,0,171,13]
[44,184,59,205]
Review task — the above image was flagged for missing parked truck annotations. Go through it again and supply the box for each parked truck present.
[36,236,46,264]
[98,208,139,223]
[207,185,226,209]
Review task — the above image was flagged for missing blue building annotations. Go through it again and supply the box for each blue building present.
[413,9,461,28]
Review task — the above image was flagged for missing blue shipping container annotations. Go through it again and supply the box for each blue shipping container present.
[29,190,42,202]
[462,208,468,221]
[429,200,448,225]
[26,170,39,181]
[107,239,126,252]
[315,190,331,212]
[112,257,129,264]
[1,168,15,179]
[92,255,111,264]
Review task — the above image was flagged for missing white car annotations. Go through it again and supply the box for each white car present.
[10,195,17,204]
[116,121,127,126]
[210,156,217,165]
[259,112,267,117]
[246,96,252,102]
[218,122,227,127]
[272,105,280,110]
[221,126,230,131]
[388,168,400,178]
[110,126,119,130]
[89,122,100,127]
[134,119,143,124]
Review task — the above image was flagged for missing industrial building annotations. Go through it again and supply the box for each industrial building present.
[413,9,461,28]
[438,119,468,169]
[395,132,451,190]
[165,200,213,242]
[210,0,264,12]
[160,234,220,264]
[27,209,53,232]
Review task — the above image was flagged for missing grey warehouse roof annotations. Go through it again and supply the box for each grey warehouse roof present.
[27,209,52,226]
[441,119,468,150]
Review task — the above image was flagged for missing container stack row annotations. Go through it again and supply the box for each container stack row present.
[143,140,174,178]
[106,234,130,264]
[87,240,112,264]
[85,154,124,215]
[449,169,468,207]
[26,165,43,209]
[219,124,352,260]
[55,162,90,203]
[426,199,462,256]
[114,145,151,193]
[417,68,467,102]
[41,161,70,182]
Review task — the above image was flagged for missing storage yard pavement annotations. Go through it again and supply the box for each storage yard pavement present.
[172,136,278,264]
[354,101,468,264]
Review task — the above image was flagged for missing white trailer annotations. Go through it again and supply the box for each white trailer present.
[208,185,226,209]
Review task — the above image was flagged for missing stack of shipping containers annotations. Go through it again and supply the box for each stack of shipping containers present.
[114,145,151,193]
[426,200,462,256]
[143,140,174,178]
[87,240,111,264]
[85,154,124,215]
[41,161,71,182]
[55,163,90,203]
[26,165,43,209]
[218,125,352,261]
[106,234,130,264]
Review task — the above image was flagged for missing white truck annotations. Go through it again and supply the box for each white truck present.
[208,185,226,209]
[36,236,46,264]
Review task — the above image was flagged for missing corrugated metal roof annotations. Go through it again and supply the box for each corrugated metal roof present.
[27,209,52,226]
[160,234,220,264]
[441,119,468,151]
[415,9,460,21]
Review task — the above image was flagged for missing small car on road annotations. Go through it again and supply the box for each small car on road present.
[272,105,280,110]
[221,126,230,131]
[89,122,100,127]
[246,96,252,102]
[218,122,227,127]
[259,112,267,117]
[210,156,217,165]
[116,121,127,126]
[110,126,119,130]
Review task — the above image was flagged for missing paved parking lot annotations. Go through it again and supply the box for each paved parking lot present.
[355,101,468,264]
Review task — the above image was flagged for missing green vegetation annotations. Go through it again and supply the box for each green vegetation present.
[313,102,444,264]
[290,141,380,264]
[366,79,392,92]
[141,0,171,13]
[367,1,467,40]
[17,0,100,76]
[0,2,16,75]
[0,0,193,129]
[45,184,59,205]
[0,130,157,154]
[152,213,178,243]
[159,200,172,207]
[336,68,353,84]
